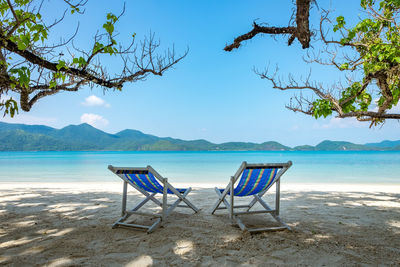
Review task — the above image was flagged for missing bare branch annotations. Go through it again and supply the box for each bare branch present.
[224,0,312,51]
[224,22,296,51]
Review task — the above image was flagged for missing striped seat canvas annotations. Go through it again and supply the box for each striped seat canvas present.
[220,167,278,197]
[117,170,186,194]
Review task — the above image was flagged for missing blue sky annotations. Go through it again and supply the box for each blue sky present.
[1,0,400,146]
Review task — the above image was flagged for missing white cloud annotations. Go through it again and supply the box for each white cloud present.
[315,117,366,129]
[388,103,400,114]
[313,101,400,129]
[372,99,400,113]
[80,113,109,129]
[291,125,300,130]
[0,114,58,126]
[374,103,400,113]
[81,95,110,108]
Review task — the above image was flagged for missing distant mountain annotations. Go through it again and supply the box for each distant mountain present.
[314,140,373,151]
[0,129,78,151]
[365,140,400,148]
[0,122,56,135]
[293,145,316,151]
[53,124,119,149]
[215,141,290,151]
[0,122,399,151]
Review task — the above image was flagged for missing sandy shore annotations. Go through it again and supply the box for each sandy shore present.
[0,182,399,266]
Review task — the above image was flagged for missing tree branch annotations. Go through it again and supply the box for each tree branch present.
[224,0,312,51]
[224,23,296,51]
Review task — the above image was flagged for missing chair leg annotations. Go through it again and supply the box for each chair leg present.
[112,213,129,228]
[275,179,280,216]
[122,181,128,216]
[246,197,258,212]
[162,181,168,225]
[132,193,157,212]
[147,218,162,233]
[213,188,245,229]
[213,191,290,232]
[234,216,246,231]
[214,188,232,212]
[166,184,199,213]
[254,195,291,230]
[247,187,270,212]
[211,182,232,214]
[113,182,165,232]
[165,188,192,217]
[112,192,159,230]
[230,177,234,222]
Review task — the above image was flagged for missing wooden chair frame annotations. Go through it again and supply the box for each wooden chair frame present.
[108,165,199,233]
[211,161,292,233]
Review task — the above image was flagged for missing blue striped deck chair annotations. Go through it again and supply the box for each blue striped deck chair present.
[108,165,199,233]
[211,161,292,233]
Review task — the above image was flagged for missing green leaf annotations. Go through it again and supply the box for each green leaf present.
[312,99,333,118]
[49,80,57,88]
[2,98,19,118]
[340,63,349,70]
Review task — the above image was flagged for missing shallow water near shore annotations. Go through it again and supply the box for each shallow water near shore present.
[0,151,399,184]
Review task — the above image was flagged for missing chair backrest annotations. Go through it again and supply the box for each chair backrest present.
[233,167,279,196]
[116,169,165,194]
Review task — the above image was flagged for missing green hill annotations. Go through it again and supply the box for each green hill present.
[315,140,372,151]
[365,140,400,149]
[0,122,56,135]
[0,122,398,151]
[53,123,119,149]
[293,145,315,151]
[0,129,87,151]
[215,141,290,151]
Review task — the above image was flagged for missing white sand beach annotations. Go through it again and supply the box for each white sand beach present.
[0,182,399,266]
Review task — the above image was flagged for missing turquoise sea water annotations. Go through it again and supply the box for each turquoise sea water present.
[0,151,399,184]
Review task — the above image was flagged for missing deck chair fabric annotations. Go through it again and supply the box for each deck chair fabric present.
[211,161,292,233]
[108,165,199,233]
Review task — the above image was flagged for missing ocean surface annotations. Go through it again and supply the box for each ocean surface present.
[0,151,399,184]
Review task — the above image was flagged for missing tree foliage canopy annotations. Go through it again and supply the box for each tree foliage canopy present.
[0,0,185,117]
[305,0,400,125]
[227,0,400,126]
